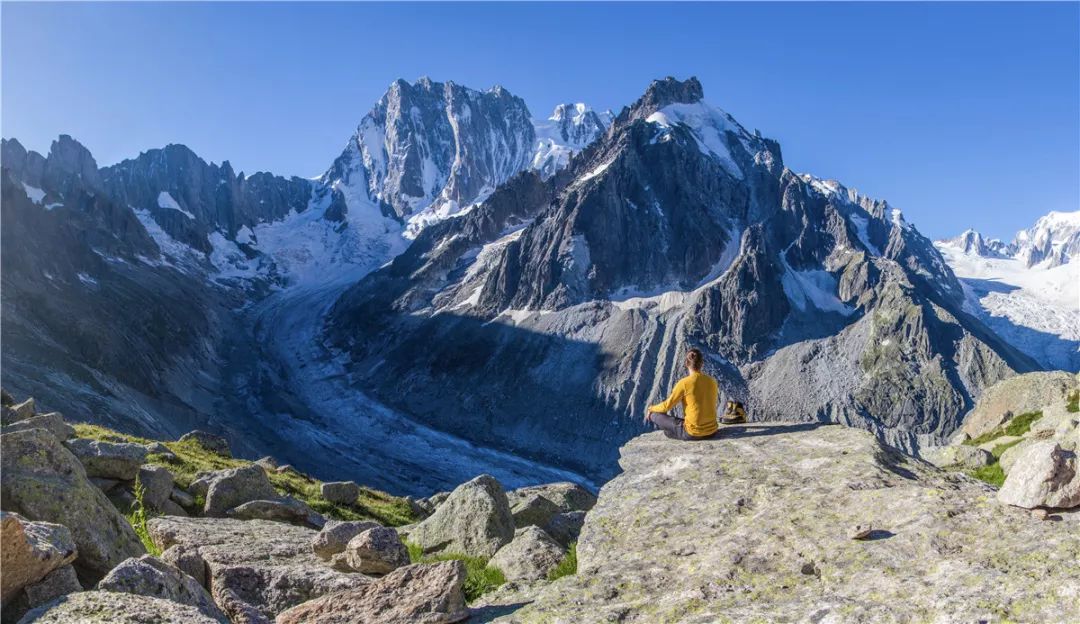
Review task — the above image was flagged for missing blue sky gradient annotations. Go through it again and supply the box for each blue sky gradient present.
[2,2,1077,240]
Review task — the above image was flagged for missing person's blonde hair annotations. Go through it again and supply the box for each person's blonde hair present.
[685,348,704,371]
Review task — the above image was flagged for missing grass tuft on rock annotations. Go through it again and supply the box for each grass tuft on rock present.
[73,423,415,526]
[964,411,1042,447]
[964,438,1023,488]
[403,541,505,601]
[127,480,161,556]
[405,540,425,564]
[1067,390,1079,413]
[968,462,1006,488]
[547,542,577,581]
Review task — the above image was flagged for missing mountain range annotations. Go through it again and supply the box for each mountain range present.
[935,211,1080,372]
[1,75,1069,495]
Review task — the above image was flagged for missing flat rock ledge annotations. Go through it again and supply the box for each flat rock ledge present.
[477,424,1080,623]
[16,591,220,624]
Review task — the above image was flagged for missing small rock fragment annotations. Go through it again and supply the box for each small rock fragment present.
[178,430,231,457]
[200,465,278,516]
[1,512,77,604]
[321,481,360,505]
[848,524,873,540]
[22,564,82,609]
[311,520,381,560]
[276,561,469,624]
[171,488,196,508]
[343,526,410,574]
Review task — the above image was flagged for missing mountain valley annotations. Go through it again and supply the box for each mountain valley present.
[2,75,1073,496]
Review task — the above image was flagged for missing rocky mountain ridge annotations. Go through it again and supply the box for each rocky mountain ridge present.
[322,77,537,239]
[0,74,1060,495]
[325,76,1036,482]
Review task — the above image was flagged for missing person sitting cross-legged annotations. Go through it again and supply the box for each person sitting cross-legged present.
[643,348,719,441]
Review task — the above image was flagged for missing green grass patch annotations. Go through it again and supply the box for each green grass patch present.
[403,542,505,601]
[1067,390,1079,413]
[990,438,1024,460]
[405,540,425,564]
[127,480,161,556]
[427,554,506,602]
[964,411,1042,447]
[547,542,577,581]
[968,462,1006,488]
[73,423,415,526]
[962,438,1023,488]
[1003,411,1042,437]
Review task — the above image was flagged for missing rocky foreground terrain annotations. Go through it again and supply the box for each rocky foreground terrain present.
[2,372,1079,623]
[0,388,589,623]
[474,371,1080,623]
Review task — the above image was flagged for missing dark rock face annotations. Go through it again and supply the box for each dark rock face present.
[1,138,230,438]
[325,77,1035,482]
[102,143,314,252]
[477,117,763,311]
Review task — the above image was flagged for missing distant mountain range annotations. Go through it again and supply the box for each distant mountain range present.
[935,211,1080,371]
[0,75,1061,494]
[939,211,1080,267]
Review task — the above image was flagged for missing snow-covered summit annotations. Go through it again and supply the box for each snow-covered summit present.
[645,100,753,180]
[938,210,1080,268]
[937,229,1008,258]
[1014,210,1080,267]
[531,102,612,179]
[935,210,1080,371]
[322,77,537,239]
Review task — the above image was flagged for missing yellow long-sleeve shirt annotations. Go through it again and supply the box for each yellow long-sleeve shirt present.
[649,371,719,437]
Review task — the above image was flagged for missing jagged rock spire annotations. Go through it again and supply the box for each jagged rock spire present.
[624,76,704,121]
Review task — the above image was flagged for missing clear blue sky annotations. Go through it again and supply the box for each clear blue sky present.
[2,2,1077,241]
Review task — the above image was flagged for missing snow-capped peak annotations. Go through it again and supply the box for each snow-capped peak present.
[1014,210,1080,267]
[531,102,611,180]
[645,100,754,180]
[322,77,536,238]
[934,209,1080,369]
[550,102,588,122]
[940,210,1080,268]
[937,229,1010,258]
